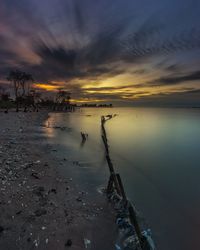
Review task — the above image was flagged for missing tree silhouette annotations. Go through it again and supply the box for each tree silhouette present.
[56,90,71,103]
[7,70,34,111]
[54,90,71,111]
[20,72,34,96]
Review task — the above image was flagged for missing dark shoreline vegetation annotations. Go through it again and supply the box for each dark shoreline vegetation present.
[0,69,114,113]
[2,100,200,112]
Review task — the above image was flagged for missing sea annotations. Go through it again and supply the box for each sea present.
[43,107,200,250]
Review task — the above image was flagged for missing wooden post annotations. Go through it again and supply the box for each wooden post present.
[102,117,121,196]
[112,174,121,196]
[102,135,109,154]
[105,155,115,173]
[116,174,127,203]
[101,115,154,250]
[128,201,143,248]
[107,174,114,193]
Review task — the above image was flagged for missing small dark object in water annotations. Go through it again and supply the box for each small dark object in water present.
[81,132,86,141]
[81,132,88,142]
[65,239,72,247]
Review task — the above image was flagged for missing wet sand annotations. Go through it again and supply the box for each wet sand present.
[0,111,117,250]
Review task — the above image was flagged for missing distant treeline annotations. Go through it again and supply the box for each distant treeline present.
[80,103,113,107]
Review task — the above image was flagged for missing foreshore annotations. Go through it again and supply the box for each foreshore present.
[0,111,117,250]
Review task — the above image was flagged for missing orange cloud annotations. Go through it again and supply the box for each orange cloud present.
[33,83,59,91]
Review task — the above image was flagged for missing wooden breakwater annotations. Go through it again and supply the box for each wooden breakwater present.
[101,115,155,250]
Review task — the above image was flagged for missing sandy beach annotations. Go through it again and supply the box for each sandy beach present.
[0,111,117,250]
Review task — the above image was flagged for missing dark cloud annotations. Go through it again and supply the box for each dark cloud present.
[32,44,77,80]
[20,41,125,82]
[149,70,200,87]
[165,64,182,72]
[131,87,200,107]
[0,0,200,104]
[37,46,77,68]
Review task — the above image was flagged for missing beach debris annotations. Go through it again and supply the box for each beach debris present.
[65,239,72,247]
[84,238,91,249]
[76,197,82,202]
[31,172,40,179]
[16,210,22,215]
[33,237,40,247]
[48,188,57,194]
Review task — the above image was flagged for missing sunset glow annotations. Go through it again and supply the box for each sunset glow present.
[34,83,59,91]
[0,0,199,106]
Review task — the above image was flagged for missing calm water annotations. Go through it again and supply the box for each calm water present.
[44,107,200,250]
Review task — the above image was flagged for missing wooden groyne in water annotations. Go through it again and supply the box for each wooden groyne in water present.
[101,115,155,250]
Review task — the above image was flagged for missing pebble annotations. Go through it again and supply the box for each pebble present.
[65,239,72,247]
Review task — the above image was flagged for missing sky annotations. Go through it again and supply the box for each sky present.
[0,0,200,106]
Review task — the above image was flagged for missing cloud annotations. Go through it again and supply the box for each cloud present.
[129,87,200,107]
[0,0,200,105]
[149,70,200,87]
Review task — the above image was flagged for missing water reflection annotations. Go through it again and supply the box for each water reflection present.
[44,107,200,250]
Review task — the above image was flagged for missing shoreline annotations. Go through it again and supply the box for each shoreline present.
[0,111,117,250]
